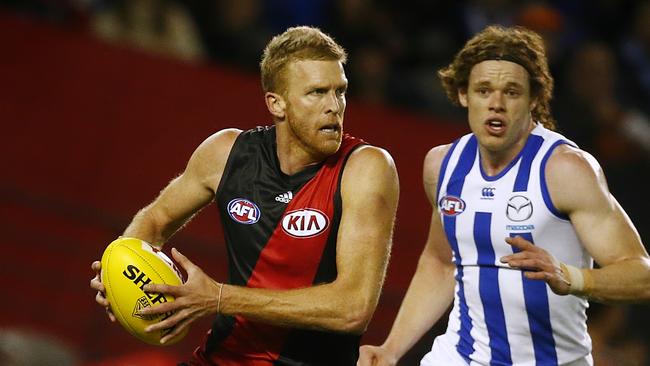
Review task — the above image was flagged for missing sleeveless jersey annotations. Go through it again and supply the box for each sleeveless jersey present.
[193,126,364,366]
[427,124,593,366]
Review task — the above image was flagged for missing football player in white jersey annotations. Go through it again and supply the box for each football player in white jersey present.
[358,25,650,366]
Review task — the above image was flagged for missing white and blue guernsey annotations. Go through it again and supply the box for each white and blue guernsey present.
[423,124,594,366]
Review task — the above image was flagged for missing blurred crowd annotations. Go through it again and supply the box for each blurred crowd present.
[4,0,649,194]
[2,0,649,365]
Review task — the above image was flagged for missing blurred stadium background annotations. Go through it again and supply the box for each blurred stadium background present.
[1,1,648,365]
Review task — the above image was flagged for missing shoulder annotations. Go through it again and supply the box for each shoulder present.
[545,144,608,213]
[423,144,453,203]
[184,128,242,189]
[346,145,395,170]
[545,144,604,186]
[344,145,398,184]
[342,145,399,197]
[192,128,242,161]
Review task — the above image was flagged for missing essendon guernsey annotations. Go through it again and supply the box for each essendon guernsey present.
[192,126,365,365]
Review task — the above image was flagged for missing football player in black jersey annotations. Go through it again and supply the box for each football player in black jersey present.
[91,26,399,365]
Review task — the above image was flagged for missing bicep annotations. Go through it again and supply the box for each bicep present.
[422,144,454,265]
[144,129,241,233]
[569,192,646,266]
[335,147,399,291]
[421,209,454,266]
[547,147,648,266]
[147,172,215,228]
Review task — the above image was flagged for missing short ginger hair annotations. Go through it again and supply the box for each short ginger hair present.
[260,26,347,95]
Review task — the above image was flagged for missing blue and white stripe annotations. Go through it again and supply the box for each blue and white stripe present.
[424,125,593,366]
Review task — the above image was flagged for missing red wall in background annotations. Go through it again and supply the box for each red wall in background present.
[1,13,467,363]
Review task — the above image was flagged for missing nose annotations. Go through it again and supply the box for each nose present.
[488,91,506,113]
[325,91,343,115]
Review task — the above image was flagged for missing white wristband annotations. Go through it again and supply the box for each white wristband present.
[561,263,584,293]
[561,263,595,297]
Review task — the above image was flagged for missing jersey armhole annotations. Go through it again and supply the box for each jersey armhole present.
[436,139,461,204]
[214,132,246,201]
[540,140,576,221]
[336,142,367,197]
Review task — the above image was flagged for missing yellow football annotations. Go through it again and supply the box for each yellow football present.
[100,237,188,345]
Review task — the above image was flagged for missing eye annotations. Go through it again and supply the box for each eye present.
[505,89,521,97]
[336,87,347,97]
[476,87,490,96]
[310,88,327,95]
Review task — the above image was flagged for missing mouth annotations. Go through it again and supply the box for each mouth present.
[485,117,506,135]
[318,123,341,135]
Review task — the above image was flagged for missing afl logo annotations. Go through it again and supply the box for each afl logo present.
[439,195,466,216]
[281,209,329,238]
[227,198,260,224]
[506,195,533,222]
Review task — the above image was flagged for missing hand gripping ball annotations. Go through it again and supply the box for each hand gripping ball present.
[100,237,188,345]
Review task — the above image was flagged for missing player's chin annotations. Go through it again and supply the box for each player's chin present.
[317,140,341,157]
[479,136,509,152]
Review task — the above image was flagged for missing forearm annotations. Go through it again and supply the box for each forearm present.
[219,280,376,334]
[122,206,170,247]
[122,201,191,248]
[576,257,650,303]
[382,255,456,359]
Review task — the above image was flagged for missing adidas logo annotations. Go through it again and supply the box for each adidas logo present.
[275,191,293,203]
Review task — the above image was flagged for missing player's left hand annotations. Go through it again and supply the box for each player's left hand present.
[138,248,222,344]
[500,236,571,295]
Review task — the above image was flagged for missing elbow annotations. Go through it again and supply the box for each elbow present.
[334,296,377,334]
[337,308,373,335]
[630,257,650,303]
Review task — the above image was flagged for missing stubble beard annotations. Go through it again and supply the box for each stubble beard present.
[286,113,341,160]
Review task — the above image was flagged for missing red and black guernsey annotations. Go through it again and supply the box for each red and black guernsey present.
[193,126,365,366]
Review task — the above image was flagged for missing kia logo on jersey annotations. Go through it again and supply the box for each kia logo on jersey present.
[227,198,261,224]
[506,195,533,222]
[439,195,466,216]
[281,208,329,238]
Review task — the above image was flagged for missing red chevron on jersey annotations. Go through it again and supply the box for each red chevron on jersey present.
[203,130,365,365]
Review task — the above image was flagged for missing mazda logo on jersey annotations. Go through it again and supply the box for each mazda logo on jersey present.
[439,195,466,216]
[281,208,329,238]
[227,198,261,224]
[506,195,533,222]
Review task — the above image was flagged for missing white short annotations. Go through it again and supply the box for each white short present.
[420,336,594,366]
[420,336,469,366]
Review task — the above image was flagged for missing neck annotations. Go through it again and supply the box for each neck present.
[275,124,323,176]
[479,147,519,176]
[480,123,535,176]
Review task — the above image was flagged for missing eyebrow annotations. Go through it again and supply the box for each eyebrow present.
[472,80,525,89]
[304,80,348,91]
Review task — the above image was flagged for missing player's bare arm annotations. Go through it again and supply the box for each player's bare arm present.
[122,128,241,245]
[140,145,399,342]
[90,128,241,317]
[502,144,650,302]
[358,145,456,366]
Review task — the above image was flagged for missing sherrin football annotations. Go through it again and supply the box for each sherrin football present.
[100,237,188,345]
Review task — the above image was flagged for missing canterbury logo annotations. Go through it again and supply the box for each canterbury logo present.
[275,191,293,203]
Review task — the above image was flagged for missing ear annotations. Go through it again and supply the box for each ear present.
[530,97,538,113]
[265,92,286,119]
[458,88,468,107]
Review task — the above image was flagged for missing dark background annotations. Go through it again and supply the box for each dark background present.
[1,1,648,365]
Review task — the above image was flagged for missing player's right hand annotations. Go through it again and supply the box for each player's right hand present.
[90,260,116,322]
[357,345,398,366]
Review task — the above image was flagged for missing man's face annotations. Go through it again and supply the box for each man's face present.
[282,59,348,159]
[459,60,536,155]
